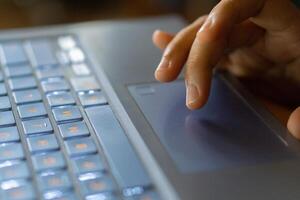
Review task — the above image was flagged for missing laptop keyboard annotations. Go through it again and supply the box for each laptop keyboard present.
[0,36,159,200]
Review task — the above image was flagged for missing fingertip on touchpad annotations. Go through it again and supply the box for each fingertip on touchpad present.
[128,76,295,173]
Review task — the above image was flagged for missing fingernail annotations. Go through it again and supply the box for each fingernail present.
[288,107,300,139]
[186,81,200,108]
[154,29,162,35]
[156,57,171,71]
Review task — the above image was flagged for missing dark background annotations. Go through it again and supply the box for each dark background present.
[0,0,218,29]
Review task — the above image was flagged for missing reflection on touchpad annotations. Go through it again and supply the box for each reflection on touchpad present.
[128,77,294,173]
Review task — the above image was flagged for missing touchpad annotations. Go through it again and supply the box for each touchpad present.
[128,76,295,173]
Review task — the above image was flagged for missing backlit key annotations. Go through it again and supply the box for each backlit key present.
[47,92,75,107]
[0,111,15,127]
[52,106,82,123]
[0,96,11,111]
[29,40,58,67]
[80,176,115,196]
[0,71,3,82]
[8,76,37,91]
[124,191,161,200]
[41,78,70,93]
[58,36,76,50]
[2,183,35,200]
[65,137,97,157]
[78,91,107,107]
[70,77,100,92]
[0,42,28,66]
[57,51,70,65]
[0,143,24,161]
[72,155,105,174]
[37,171,72,192]
[22,118,53,135]
[0,162,30,181]
[72,63,90,76]
[36,67,64,80]
[4,64,32,77]
[17,102,47,119]
[85,193,119,200]
[1,179,27,190]
[68,47,85,63]
[44,192,75,200]
[27,134,59,153]
[58,121,90,139]
[0,126,20,143]
[32,151,66,172]
[0,83,7,96]
[13,89,42,104]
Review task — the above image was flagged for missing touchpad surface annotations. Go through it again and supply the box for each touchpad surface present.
[128,77,295,173]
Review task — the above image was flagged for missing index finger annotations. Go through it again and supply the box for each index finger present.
[185,0,266,109]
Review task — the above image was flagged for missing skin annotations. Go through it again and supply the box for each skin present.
[153,0,300,139]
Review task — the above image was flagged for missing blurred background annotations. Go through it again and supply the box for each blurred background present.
[0,0,218,29]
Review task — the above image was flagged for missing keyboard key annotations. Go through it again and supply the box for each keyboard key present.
[58,36,76,50]
[22,118,53,135]
[124,191,161,200]
[0,42,28,66]
[0,126,20,143]
[0,111,15,127]
[2,183,35,200]
[37,172,72,192]
[0,83,7,96]
[68,47,85,63]
[0,143,24,161]
[0,162,30,181]
[57,51,70,66]
[86,193,119,200]
[72,155,105,174]
[65,137,97,157]
[52,106,82,123]
[70,77,100,92]
[85,106,151,189]
[36,67,64,80]
[122,186,145,198]
[47,92,75,107]
[72,63,90,76]
[0,71,4,82]
[41,78,70,93]
[1,179,28,190]
[80,176,115,196]
[0,96,11,111]
[78,172,102,182]
[4,64,32,77]
[58,121,89,139]
[17,103,47,119]
[27,134,59,153]
[29,40,58,67]
[79,91,107,107]
[8,76,37,91]
[43,193,78,200]
[13,89,42,105]
[32,151,66,172]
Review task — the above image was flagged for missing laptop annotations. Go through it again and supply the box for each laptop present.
[0,15,299,200]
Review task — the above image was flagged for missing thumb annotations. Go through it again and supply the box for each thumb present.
[287,107,300,139]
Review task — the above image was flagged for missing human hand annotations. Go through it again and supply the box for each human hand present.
[153,0,300,138]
